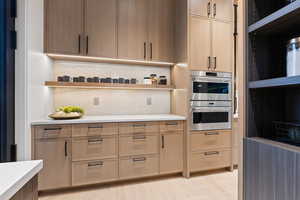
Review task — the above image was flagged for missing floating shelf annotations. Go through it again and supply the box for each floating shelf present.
[249,75,300,89]
[45,81,175,91]
[47,54,174,67]
[248,1,300,34]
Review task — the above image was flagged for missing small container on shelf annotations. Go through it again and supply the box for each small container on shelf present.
[124,79,130,84]
[57,76,64,82]
[87,78,93,83]
[130,78,137,84]
[150,74,158,85]
[144,77,152,85]
[287,37,300,77]
[113,78,119,84]
[119,78,124,84]
[158,76,167,85]
[78,76,85,82]
[93,77,99,83]
[63,75,71,82]
[105,77,112,83]
[73,77,79,82]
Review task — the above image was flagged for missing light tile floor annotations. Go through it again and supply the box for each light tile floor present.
[39,170,238,200]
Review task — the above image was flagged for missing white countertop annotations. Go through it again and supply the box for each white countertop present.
[31,114,186,125]
[0,160,43,200]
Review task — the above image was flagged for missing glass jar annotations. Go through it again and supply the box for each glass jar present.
[158,76,167,85]
[150,74,158,85]
[143,77,152,85]
[287,37,300,77]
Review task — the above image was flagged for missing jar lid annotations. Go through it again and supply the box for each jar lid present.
[288,37,300,45]
[144,77,150,79]
[150,74,157,76]
[159,76,166,78]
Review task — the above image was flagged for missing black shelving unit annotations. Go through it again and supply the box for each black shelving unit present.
[245,1,300,200]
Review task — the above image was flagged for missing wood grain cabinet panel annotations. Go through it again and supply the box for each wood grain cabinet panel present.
[212,20,232,72]
[72,159,118,186]
[118,0,148,60]
[119,122,159,134]
[35,125,72,139]
[160,133,183,174]
[191,130,232,151]
[119,155,159,179]
[85,0,117,58]
[191,149,231,172]
[72,135,118,161]
[119,134,159,156]
[35,138,71,190]
[160,121,184,132]
[148,0,174,62]
[72,123,118,137]
[45,0,83,55]
[189,16,211,71]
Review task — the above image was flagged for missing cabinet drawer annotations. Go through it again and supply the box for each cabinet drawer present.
[119,155,159,179]
[160,121,184,132]
[72,123,118,137]
[72,135,117,161]
[191,149,231,172]
[119,122,159,134]
[191,130,231,151]
[35,125,72,139]
[72,159,118,186]
[119,134,158,156]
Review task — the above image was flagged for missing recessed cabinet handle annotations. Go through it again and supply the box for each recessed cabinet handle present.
[133,124,146,127]
[88,125,103,129]
[144,42,146,60]
[133,157,146,162]
[88,161,103,167]
[78,35,81,54]
[204,132,219,136]
[44,127,62,131]
[166,122,178,126]
[88,138,103,144]
[133,135,146,140]
[162,135,165,149]
[150,42,153,60]
[207,2,211,17]
[86,36,89,55]
[204,151,219,156]
[208,57,211,69]
[64,141,68,157]
[214,57,217,69]
[213,3,216,17]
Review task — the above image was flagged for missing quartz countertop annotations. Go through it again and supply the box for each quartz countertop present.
[31,114,187,125]
[0,160,43,200]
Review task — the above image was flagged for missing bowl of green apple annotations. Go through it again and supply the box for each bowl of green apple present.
[49,106,84,120]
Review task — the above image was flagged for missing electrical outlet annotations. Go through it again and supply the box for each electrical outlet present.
[93,97,100,106]
[146,97,152,105]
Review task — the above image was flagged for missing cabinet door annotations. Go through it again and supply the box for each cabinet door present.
[118,0,148,60]
[85,0,117,58]
[189,16,211,71]
[212,20,232,72]
[190,0,211,18]
[160,133,183,174]
[45,0,83,55]
[148,0,174,62]
[212,0,233,22]
[35,139,71,190]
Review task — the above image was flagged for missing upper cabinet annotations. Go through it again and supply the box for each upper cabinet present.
[118,0,149,61]
[85,0,117,58]
[45,0,84,55]
[118,0,174,62]
[190,0,211,18]
[45,0,174,63]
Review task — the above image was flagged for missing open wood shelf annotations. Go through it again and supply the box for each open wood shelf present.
[248,1,300,34]
[45,81,175,91]
[249,75,300,89]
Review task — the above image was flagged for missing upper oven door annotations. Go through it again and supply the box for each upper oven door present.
[191,106,232,131]
[192,78,232,101]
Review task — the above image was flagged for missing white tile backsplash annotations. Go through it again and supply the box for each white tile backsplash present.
[53,61,171,115]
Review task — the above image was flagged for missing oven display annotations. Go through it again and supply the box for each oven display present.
[193,112,229,124]
[193,82,229,94]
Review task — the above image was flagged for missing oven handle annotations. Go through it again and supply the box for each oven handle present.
[191,107,232,112]
[192,78,231,83]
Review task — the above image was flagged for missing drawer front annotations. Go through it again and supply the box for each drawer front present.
[72,159,118,186]
[72,136,117,161]
[72,123,118,137]
[160,121,184,132]
[191,149,231,172]
[191,130,232,151]
[119,134,158,156]
[119,122,159,134]
[119,155,159,179]
[35,125,72,139]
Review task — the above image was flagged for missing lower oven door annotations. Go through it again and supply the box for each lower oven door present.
[191,106,232,131]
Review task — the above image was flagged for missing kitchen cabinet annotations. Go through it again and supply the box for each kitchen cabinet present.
[118,0,149,61]
[189,16,232,72]
[212,20,232,72]
[35,138,71,190]
[160,132,183,174]
[189,16,211,71]
[45,0,83,55]
[148,0,174,62]
[85,0,117,58]
[190,0,211,18]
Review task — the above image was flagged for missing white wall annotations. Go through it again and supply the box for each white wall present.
[53,61,171,115]
[15,0,53,160]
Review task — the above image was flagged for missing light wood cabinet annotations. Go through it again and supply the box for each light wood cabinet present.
[148,0,174,62]
[212,20,232,72]
[118,0,149,61]
[10,176,38,200]
[45,0,84,55]
[160,132,183,174]
[85,0,117,58]
[189,16,211,71]
[212,0,233,22]
[190,0,211,18]
[35,138,71,190]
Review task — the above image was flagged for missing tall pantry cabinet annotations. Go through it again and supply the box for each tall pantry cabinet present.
[189,0,233,72]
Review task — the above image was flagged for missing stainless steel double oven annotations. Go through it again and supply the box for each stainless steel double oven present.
[190,71,232,131]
